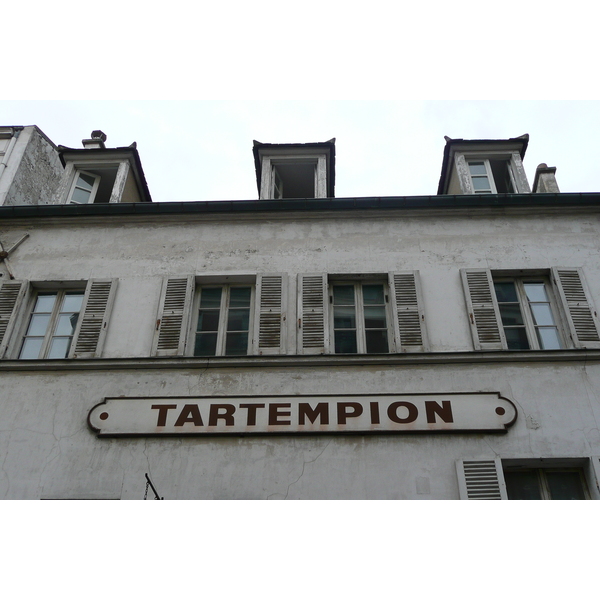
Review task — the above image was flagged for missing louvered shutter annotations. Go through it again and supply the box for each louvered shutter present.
[255,273,286,355]
[298,274,328,354]
[551,268,600,349]
[461,269,505,350]
[589,457,600,500]
[0,280,28,358]
[389,271,429,352]
[69,279,118,358]
[151,276,194,356]
[456,459,508,500]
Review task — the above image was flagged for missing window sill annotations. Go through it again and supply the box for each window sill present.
[1,348,599,372]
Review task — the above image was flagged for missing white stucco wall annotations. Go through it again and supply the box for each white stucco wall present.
[1,205,600,499]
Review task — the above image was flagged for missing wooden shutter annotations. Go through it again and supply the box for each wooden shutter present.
[255,273,286,355]
[298,274,328,354]
[0,280,28,358]
[389,271,429,352]
[151,276,194,356]
[456,459,508,500]
[70,279,118,358]
[552,268,600,349]
[461,269,505,350]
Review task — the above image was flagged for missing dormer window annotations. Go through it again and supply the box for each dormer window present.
[437,135,530,196]
[253,139,336,200]
[55,131,153,205]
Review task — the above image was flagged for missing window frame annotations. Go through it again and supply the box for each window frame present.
[328,279,395,355]
[18,288,85,359]
[454,150,529,194]
[190,283,256,357]
[260,154,328,199]
[503,467,590,500]
[493,276,566,351]
[68,169,101,204]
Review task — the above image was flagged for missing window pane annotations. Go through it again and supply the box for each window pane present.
[505,328,530,350]
[225,332,249,355]
[20,337,44,359]
[364,306,387,329]
[197,310,220,332]
[362,284,385,305]
[472,177,491,191]
[47,337,71,359]
[229,287,251,307]
[504,471,542,500]
[333,285,355,305]
[536,327,562,350]
[365,330,389,354]
[529,303,554,326]
[546,471,586,500]
[199,288,222,309]
[26,314,51,336]
[34,294,57,313]
[71,187,92,204]
[524,283,548,303]
[494,282,518,303]
[334,306,356,329]
[334,330,357,354]
[227,308,250,332]
[499,305,524,326]
[55,313,79,336]
[468,162,487,175]
[194,332,218,356]
[77,173,96,190]
[61,293,84,312]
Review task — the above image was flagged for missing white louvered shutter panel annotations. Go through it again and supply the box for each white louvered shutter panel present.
[0,280,28,358]
[389,271,429,352]
[255,274,286,355]
[589,457,600,500]
[70,279,117,358]
[152,276,194,356]
[298,274,328,354]
[456,459,508,500]
[461,269,505,350]
[552,268,600,349]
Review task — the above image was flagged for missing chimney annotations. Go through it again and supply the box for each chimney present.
[533,163,560,193]
[82,130,107,150]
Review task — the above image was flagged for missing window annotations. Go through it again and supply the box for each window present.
[270,160,318,199]
[467,159,515,194]
[504,468,589,500]
[456,458,594,500]
[330,282,391,354]
[153,274,286,357]
[194,285,253,356]
[19,290,84,359]
[493,278,562,350]
[69,170,100,204]
[67,166,122,204]
[461,268,600,351]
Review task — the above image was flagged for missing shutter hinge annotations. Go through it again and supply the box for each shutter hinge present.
[469,313,474,325]
[156,319,161,330]
[298,318,301,329]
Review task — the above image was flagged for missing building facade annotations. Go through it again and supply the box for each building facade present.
[1,129,599,500]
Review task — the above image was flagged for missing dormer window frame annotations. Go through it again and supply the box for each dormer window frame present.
[455,150,530,195]
[67,169,101,204]
[260,153,328,200]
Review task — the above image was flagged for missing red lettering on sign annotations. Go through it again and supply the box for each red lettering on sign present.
[370,402,380,425]
[208,404,236,426]
[239,403,266,426]
[298,403,329,425]
[151,404,178,427]
[425,400,453,424]
[337,402,363,425]
[174,404,204,427]
[269,403,292,425]
[387,401,418,424]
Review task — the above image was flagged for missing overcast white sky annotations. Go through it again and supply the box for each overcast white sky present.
[3,2,599,203]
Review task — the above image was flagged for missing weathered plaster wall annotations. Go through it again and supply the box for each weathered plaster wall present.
[1,207,600,499]
[0,360,599,499]
[4,127,63,206]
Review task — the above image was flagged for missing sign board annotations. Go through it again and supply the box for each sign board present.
[88,393,517,436]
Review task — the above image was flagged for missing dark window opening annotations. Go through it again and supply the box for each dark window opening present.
[273,162,315,199]
[489,159,515,193]
[504,468,588,500]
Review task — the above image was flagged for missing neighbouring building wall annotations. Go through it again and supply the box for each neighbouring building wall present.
[2,127,64,206]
